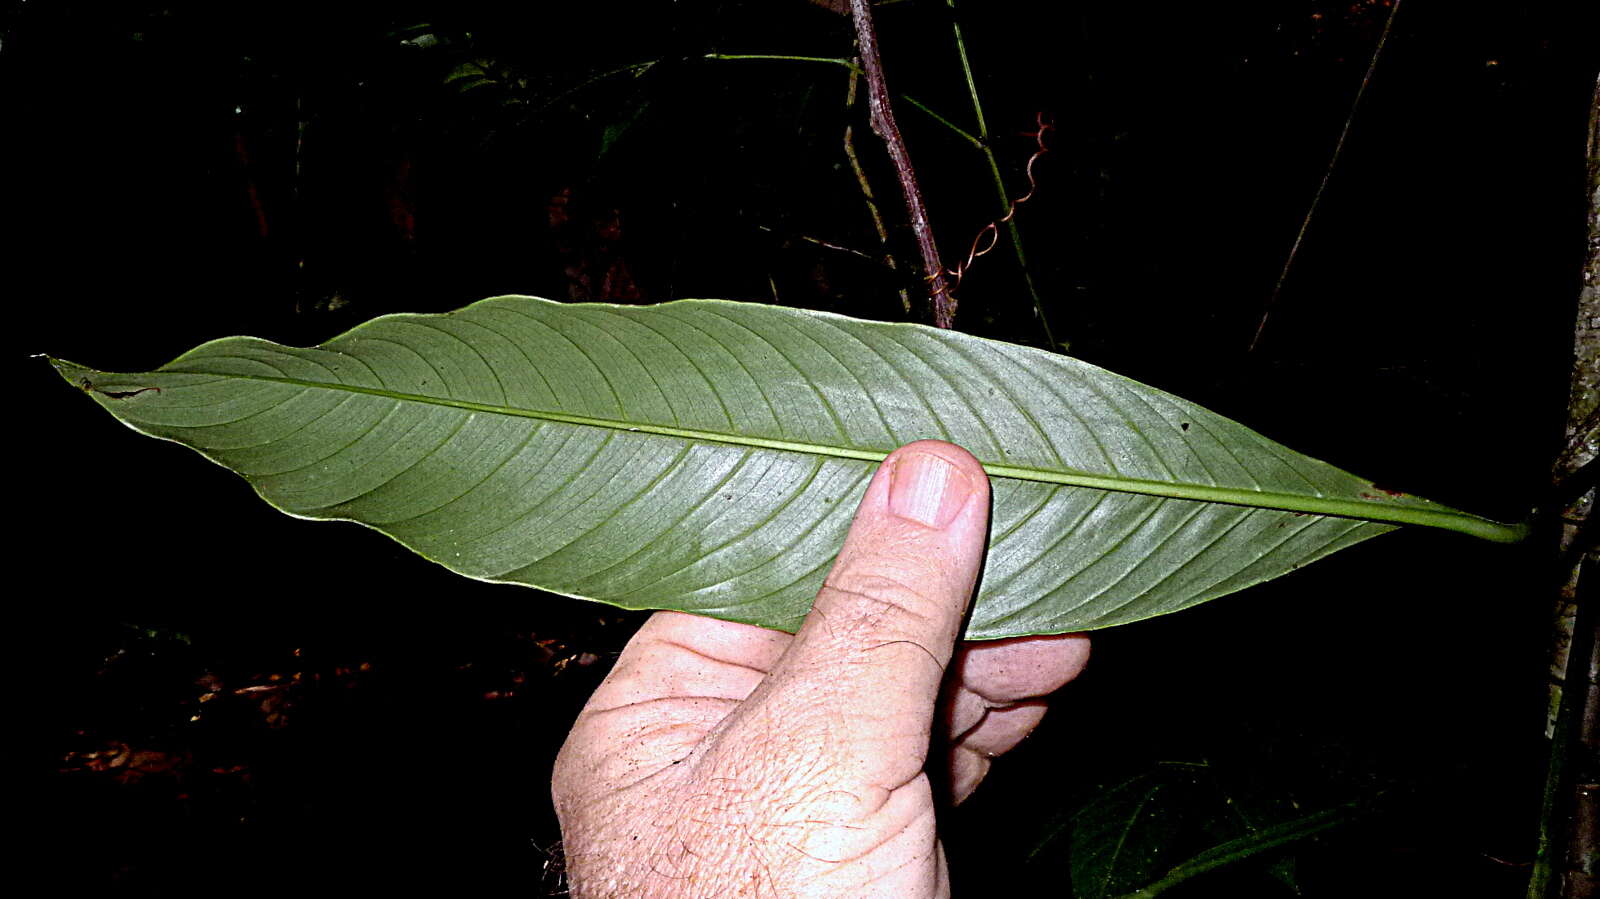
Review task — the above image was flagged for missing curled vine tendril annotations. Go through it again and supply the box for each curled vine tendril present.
[943,112,1053,296]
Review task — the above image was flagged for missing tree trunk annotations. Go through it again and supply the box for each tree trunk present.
[1529,72,1600,899]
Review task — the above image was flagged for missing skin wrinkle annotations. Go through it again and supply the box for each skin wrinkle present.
[865,638,947,673]
[820,576,937,615]
[849,830,935,889]
[947,692,997,745]
[816,577,944,634]
[789,794,931,869]
[587,694,743,718]
[656,639,774,676]
[956,702,1047,756]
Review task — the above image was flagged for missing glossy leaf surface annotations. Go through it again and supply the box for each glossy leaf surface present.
[51,296,1521,638]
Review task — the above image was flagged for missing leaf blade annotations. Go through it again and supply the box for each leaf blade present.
[52,296,1524,637]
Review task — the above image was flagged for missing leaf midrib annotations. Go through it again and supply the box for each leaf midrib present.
[152,367,1526,542]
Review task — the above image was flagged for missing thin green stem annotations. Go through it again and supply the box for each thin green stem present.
[901,96,982,149]
[534,61,657,115]
[947,0,1058,350]
[948,2,988,138]
[703,53,859,70]
[983,151,1056,351]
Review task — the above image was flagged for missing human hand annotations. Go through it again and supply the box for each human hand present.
[552,440,1091,897]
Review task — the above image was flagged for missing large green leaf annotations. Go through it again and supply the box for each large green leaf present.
[49,296,1523,638]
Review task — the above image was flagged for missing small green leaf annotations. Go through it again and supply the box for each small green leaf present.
[51,296,1525,638]
[1115,797,1373,898]
[1061,767,1204,899]
[599,96,651,160]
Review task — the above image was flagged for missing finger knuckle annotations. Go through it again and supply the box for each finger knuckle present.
[823,570,941,627]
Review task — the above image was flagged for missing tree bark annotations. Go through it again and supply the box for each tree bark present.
[1530,72,1600,899]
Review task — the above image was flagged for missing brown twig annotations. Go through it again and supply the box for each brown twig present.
[757,225,878,261]
[1248,0,1402,352]
[848,0,954,327]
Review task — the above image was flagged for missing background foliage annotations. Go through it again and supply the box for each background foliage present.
[13,0,1594,893]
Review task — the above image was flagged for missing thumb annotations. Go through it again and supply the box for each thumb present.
[744,440,991,780]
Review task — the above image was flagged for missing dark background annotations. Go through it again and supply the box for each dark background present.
[11,1,1595,894]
